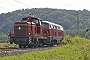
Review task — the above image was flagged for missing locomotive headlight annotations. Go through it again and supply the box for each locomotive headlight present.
[8,32,10,35]
[19,27,21,30]
[8,37,10,39]
[28,18,30,21]
[29,33,30,35]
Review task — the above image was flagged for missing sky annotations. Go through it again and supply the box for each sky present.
[0,0,90,14]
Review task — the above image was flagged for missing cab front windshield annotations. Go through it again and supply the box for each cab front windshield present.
[32,19,38,24]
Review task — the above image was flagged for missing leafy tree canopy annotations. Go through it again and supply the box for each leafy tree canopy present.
[0,8,90,34]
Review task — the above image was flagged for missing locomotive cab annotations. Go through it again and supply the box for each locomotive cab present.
[8,15,43,48]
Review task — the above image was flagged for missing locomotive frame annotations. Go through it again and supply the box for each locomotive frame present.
[8,15,64,48]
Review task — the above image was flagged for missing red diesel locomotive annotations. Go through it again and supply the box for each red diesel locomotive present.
[8,15,64,48]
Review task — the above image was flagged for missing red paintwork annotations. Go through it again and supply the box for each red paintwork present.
[9,16,64,39]
[10,16,43,37]
[42,21,64,38]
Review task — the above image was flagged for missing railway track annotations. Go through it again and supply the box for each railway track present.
[0,46,53,57]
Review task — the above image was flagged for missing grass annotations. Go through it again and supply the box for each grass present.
[0,43,18,48]
[0,35,90,60]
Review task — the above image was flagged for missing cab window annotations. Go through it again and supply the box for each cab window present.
[42,23,48,28]
[32,19,38,24]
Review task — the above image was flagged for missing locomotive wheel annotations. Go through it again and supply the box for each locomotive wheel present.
[10,42,13,44]
[47,44,54,47]
[28,45,33,48]
[19,45,22,48]
[50,44,54,47]
[23,45,26,48]
[57,43,59,46]
[38,44,43,47]
[57,43,60,46]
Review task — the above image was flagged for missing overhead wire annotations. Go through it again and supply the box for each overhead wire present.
[13,0,42,15]
[0,0,15,7]
[0,0,42,13]
[0,7,12,11]
[14,0,31,8]
[0,0,22,8]
[0,1,12,12]
[0,0,41,10]
[0,0,24,13]
[14,0,41,8]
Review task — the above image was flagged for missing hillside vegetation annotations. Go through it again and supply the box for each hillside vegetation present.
[0,33,7,42]
[0,36,90,60]
[0,8,90,34]
[1,8,90,42]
